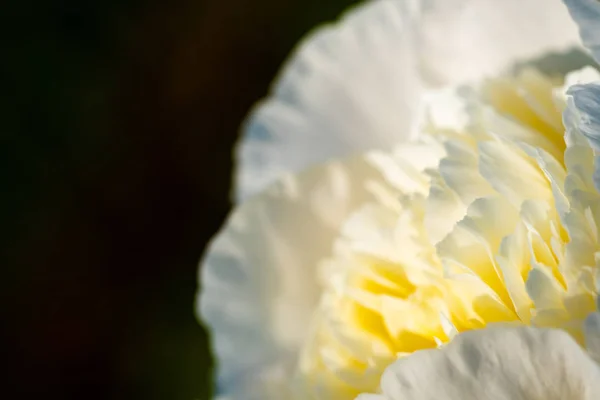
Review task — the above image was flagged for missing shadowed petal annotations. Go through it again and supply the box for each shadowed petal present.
[564,0,600,63]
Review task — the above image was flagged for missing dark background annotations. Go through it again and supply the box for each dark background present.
[4,0,361,399]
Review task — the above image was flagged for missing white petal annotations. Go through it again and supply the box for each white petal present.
[236,0,581,202]
[567,83,600,150]
[235,0,422,202]
[565,82,600,191]
[585,311,600,362]
[197,155,379,398]
[479,139,553,208]
[357,326,600,400]
[418,0,581,85]
[564,0,600,63]
[437,196,519,309]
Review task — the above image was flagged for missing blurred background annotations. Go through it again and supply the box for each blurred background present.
[5,0,361,399]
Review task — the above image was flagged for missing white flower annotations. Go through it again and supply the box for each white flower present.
[197,0,595,399]
[356,326,600,400]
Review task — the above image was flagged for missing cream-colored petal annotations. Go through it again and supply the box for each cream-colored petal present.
[424,168,464,245]
[495,222,533,323]
[478,139,552,208]
[197,155,379,398]
[563,0,600,63]
[437,196,519,307]
[357,326,600,400]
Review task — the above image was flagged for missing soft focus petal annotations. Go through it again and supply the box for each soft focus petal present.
[235,0,422,202]
[563,0,600,63]
[236,0,581,201]
[197,156,380,398]
[357,326,600,400]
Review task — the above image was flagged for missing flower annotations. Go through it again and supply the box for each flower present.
[357,326,600,400]
[196,0,599,399]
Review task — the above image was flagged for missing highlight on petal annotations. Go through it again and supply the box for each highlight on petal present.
[417,0,581,85]
[196,155,381,398]
[235,0,422,202]
[563,0,600,63]
[357,326,600,400]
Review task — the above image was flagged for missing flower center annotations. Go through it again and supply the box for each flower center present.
[294,66,600,399]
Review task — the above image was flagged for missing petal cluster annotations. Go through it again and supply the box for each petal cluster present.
[235,0,580,201]
[295,67,600,398]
